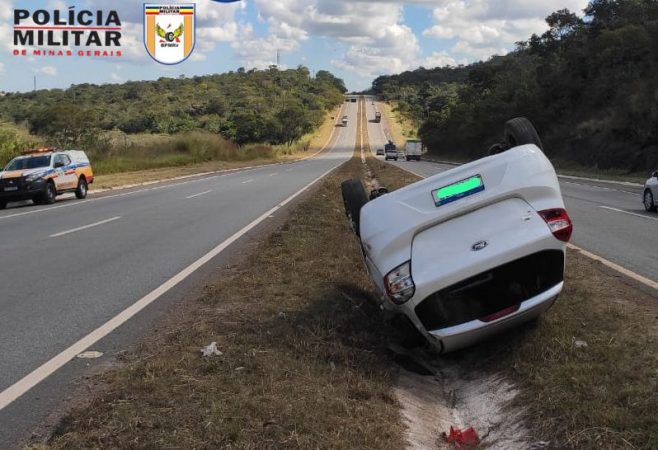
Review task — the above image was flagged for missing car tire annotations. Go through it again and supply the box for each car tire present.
[341,179,369,237]
[504,117,544,151]
[75,177,88,199]
[41,181,57,205]
[406,156,410,161]
[0,201,6,210]
[644,189,657,212]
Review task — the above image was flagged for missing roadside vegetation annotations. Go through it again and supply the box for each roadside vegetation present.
[34,98,657,450]
[372,0,658,175]
[0,67,346,178]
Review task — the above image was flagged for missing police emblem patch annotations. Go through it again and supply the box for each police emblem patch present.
[144,4,195,65]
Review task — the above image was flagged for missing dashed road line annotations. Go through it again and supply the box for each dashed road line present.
[50,216,121,238]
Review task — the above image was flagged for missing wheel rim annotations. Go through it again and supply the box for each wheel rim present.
[645,192,653,209]
[48,184,55,200]
[80,181,87,195]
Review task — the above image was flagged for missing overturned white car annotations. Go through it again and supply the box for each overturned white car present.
[342,118,573,353]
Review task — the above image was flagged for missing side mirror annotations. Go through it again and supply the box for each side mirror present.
[54,161,64,168]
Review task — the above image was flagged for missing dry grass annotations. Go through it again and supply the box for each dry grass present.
[40,121,405,449]
[378,102,417,146]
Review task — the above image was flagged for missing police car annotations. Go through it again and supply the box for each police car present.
[0,148,94,209]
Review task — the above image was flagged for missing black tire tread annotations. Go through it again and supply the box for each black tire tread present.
[341,179,369,236]
[504,117,544,151]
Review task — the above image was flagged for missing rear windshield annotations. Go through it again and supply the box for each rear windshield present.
[5,155,51,171]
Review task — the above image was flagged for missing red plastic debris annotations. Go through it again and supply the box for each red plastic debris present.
[443,426,480,449]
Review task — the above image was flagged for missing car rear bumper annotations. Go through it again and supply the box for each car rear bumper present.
[426,282,561,352]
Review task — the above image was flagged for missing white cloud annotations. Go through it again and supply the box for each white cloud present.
[38,65,57,76]
[423,0,589,61]
[422,51,458,68]
[250,0,422,78]
[231,23,300,69]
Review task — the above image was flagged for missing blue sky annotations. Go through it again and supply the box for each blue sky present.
[0,0,589,93]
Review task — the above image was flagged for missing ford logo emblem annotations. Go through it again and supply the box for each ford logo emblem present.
[471,241,488,251]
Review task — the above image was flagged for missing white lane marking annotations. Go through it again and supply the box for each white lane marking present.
[0,111,347,224]
[186,190,212,199]
[269,172,278,177]
[242,179,254,184]
[562,181,638,196]
[599,206,658,221]
[567,244,658,291]
[389,162,429,180]
[559,174,643,188]
[50,216,121,238]
[0,141,350,414]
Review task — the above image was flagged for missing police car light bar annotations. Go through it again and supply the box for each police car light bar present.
[22,147,57,155]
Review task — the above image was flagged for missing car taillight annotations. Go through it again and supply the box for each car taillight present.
[384,261,415,305]
[539,208,573,242]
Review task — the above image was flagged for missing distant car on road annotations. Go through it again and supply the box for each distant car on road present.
[384,142,398,161]
[644,170,658,212]
[342,115,348,127]
[341,118,573,352]
[0,148,93,210]
[376,148,385,156]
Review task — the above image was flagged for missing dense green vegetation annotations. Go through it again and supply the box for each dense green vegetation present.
[0,67,346,169]
[372,0,658,173]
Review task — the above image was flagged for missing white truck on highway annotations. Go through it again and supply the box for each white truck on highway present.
[404,139,423,161]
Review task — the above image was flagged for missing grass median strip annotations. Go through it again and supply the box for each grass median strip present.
[40,154,405,450]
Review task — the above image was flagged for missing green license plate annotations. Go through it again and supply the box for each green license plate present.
[432,175,484,207]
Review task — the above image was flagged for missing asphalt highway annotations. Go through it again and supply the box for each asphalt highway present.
[0,102,357,447]
[365,99,658,285]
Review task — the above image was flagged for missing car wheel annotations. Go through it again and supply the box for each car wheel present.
[504,117,544,151]
[341,179,369,237]
[75,177,88,199]
[42,181,57,205]
[644,189,657,212]
[0,201,6,210]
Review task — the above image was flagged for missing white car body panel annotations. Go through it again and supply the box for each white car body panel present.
[359,144,568,352]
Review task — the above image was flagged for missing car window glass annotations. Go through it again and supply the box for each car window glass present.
[5,156,52,171]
